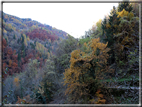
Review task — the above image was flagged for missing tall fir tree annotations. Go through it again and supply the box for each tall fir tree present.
[101,6,121,64]
[117,1,133,12]
[18,52,21,67]
[20,34,24,44]
[13,34,16,39]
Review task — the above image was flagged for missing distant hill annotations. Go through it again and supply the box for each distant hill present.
[1,11,68,78]
[2,11,68,40]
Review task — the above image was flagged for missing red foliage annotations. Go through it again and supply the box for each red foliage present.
[12,55,18,61]
[3,38,7,48]
[12,62,18,68]
[2,37,46,79]
[21,58,24,63]
[28,53,33,59]
[2,44,20,79]
[36,56,40,60]
[3,63,6,71]
[13,49,16,54]
[7,47,13,55]
[26,28,58,42]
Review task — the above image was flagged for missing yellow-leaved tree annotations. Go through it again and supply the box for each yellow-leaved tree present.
[63,38,114,103]
[114,8,139,64]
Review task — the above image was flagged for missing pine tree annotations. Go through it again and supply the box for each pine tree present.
[21,34,24,43]
[23,49,25,58]
[117,1,133,12]
[13,34,16,39]
[18,52,21,67]
[101,6,121,64]
[17,38,20,43]
[21,43,25,51]
[101,17,107,37]
[5,37,8,45]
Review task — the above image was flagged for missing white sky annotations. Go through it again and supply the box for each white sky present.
[3,3,120,38]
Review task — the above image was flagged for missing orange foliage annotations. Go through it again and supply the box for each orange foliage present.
[12,62,18,67]
[2,38,7,49]
[95,89,106,104]
[7,47,13,55]
[36,56,40,60]
[16,95,31,104]
[13,49,16,55]
[90,89,106,104]
[64,38,113,102]
[8,60,12,67]
[13,77,20,87]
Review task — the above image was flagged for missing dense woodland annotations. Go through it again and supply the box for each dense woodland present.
[2,1,141,104]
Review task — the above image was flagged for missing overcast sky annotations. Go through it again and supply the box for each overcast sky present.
[3,3,121,38]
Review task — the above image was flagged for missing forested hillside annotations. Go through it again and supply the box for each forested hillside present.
[1,11,68,79]
[2,1,140,105]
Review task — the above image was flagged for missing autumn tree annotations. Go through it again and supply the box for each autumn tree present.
[23,34,28,47]
[35,41,48,58]
[63,38,113,103]
[27,36,30,41]
[2,38,7,51]
[2,40,20,78]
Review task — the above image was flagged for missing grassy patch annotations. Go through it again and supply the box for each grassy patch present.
[101,75,139,83]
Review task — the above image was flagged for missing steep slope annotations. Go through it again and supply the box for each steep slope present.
[1,11,68,78]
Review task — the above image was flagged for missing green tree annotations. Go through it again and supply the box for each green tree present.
[102,6,121,64]
[18,52,21,67]
[53,35,78,73]
[13,35,16,39]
